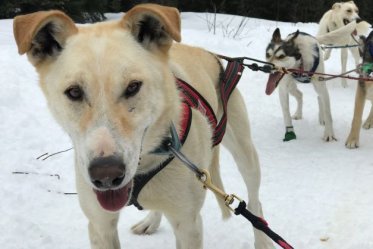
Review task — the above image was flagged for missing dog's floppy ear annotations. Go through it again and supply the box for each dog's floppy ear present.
[332,2,342,10]
[272,28,282,43]
[13,10,77,65]
[121,4,181,53]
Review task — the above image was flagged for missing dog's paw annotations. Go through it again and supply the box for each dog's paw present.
[363,119,373,129]
[283,131,296,142]
[292,113,302,120]
[131,212,162,235]
[323,135,337,142]
[345,137,359,149]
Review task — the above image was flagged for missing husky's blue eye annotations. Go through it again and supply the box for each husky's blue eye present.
[124,81,142,98]
[65,85,84,101]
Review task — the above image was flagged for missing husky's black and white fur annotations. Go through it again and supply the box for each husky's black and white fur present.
[265,28,336,142]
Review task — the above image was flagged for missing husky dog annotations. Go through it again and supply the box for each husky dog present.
[317,1,370,87]
[265,28,336,142]
[13,4,274,249]
[346,32,373,148]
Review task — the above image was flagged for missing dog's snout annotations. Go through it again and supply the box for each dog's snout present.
[89,156,125,189]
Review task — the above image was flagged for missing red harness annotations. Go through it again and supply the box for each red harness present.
[130,58,245,210]
[177,59,244,146]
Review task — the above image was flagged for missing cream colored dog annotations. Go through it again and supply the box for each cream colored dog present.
[13,4,273,249]
[346,32,373,148]
[317,1,370,87]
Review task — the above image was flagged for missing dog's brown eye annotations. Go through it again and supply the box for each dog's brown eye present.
[277,54,285,59]
[65,85,84,101]
[347,9,352,13]
[124,81,142,98]
[266,53,271,58]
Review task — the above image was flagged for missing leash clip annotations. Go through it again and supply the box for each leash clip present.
[198,169,242,211]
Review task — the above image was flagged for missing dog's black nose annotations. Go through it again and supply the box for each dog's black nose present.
[89,156,125,189]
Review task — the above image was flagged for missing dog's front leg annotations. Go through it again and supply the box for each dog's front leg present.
[165,212,203,249]
[288,84,303,120]
[278,81,296,141]
[341,48,348,88]
[362,101,373,129]
[76,170,121,249]
[131,211,162,235]
[313,81,336,141]
[346,82,366,148]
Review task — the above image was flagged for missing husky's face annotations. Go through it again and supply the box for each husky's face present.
[265,28,301,69]
[13,6,181,212]
[333,1,361,25]
[264,28,301,95]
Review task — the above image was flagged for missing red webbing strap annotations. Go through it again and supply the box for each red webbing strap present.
[176,59,244,147]
[212,59,245,146]
[176,78,218,130]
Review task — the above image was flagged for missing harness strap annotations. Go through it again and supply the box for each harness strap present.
[129,57,245,209]
[176,59,244,146]
[176,78,218,130]
[292,45,320,83]
[129,104,192,210]
[213,59,244,145]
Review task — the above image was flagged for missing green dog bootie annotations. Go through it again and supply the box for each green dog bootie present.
[283,131,296,142]
[283,126,296,142]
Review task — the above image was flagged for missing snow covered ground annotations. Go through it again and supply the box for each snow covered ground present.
[1,11,373,249]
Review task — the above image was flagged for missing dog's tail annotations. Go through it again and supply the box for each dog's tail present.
[209,149,232,220]
[316,21,371,45]
[316,21,358,44]
[356,21,371,36]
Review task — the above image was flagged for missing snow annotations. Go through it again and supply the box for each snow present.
[1,12,373,249]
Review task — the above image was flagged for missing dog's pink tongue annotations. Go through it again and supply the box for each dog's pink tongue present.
[94,182,132,212]
[266,72,284,95]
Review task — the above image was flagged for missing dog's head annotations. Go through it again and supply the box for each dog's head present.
[332,1,361,25]
[13,4,181,211]
[264,28,301,95]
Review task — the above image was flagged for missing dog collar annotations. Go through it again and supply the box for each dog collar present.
[292,44,320,83]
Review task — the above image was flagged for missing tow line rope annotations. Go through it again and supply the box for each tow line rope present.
[166,136,294,249]
[218,55,373,82]
[277,66,373,82]
[321,44,359,49]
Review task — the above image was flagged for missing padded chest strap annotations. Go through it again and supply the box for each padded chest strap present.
[177,59,244,146]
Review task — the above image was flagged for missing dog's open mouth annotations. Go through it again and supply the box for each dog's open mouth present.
[265,72,284,95]
[94,180,133,212]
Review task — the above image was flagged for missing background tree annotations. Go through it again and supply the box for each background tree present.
[0,0,372,24]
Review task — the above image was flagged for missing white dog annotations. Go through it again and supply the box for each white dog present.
[13,4,274,249]
[265,28,336,142]
[317,1,370,87]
